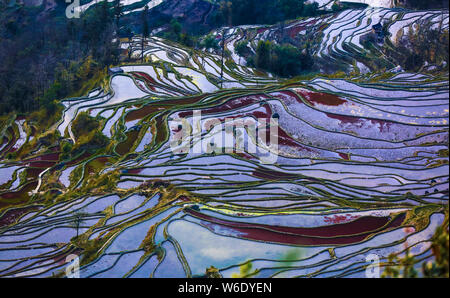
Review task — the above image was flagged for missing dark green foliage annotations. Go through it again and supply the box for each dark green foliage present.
[60,140,74,160]
[71,112,108,151]
[252,40,313,77]
[402,0,448,9]
[331,2,341,12]
[385,20,449,72]
[423,224,449,278]
[272,43,313,76]
[255,41,271,70]
[113,0,123,27]
[213,0,323,27]
[200,33,220,50]
[159,18,198,48]
[171,19,182,36]
[235,40,250,57]
[404,53,424,72]
[179,33,197,48]
[0,2,118,116]
[71,112,101,140]
[88,130,109,149]
[142,5,150,38]
[382,223,449,278]
[62,141,73,154]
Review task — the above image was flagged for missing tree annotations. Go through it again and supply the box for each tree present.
[331,2,341,11]
[235,40,249,57]
[99,0,110,25]
[113,0,123,29]
[141,5,149,62]
[0,0,116,117]
[255,40,271,70]
[170,19,182,36]
[201,34,219,50]
[71,211,88,238]
[253,41,313,77]
[72,112,101,140]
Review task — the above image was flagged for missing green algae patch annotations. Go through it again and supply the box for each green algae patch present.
[116,129,139,155]
[438,149,449,157]
[402,205,445,231]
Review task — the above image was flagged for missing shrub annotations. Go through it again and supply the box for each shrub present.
[72,112,101,140]
[201,34,220,50]
[253,40,313,77]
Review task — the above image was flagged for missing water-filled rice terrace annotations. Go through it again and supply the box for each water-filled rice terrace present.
[217,7,449,72]
[0,7,448,278]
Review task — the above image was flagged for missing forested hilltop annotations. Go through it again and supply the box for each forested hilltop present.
[0,0,379,117]
[0,0,119,116]
[1,0,448,117]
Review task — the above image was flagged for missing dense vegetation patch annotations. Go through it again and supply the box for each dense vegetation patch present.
[401,0,449,10]
[384,20,449,72]
[210,0,322,27]
[0,1,118,116]
[71,112,109,152]
[246,40,313,77]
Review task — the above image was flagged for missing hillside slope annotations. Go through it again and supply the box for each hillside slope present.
[204,7,449,74]
[0,1,448,278]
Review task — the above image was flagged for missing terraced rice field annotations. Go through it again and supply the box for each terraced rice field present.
[213,7,449,73]
[0,7,448,278]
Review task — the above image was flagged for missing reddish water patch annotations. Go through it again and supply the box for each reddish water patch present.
[0,206,40,227]
[126,105,160,122]
[326,113,362,125]
[131,72,156,84]
[126,168,143,174]
[25,168,44,179]
[24,153,60,162]
[287,20,316,39]
[318,23,328,31]
[179,94,268,118]
[131,72,157,91]
[326,113,394,133]
[338,152,350,160]
[257,27,268,34]
[324,214,359,224]
[178,195,190,202]
[126,95,205,122]
[186,209,406,246]
[259,124,313,152]
[26,161,56,168]
[66,152,91,166]
[289,25,305,38]
[296,89,347,106]
[370,119,393,133]
[271,90,303,105]
[0,181,38,209]
[85,156,110,174]
[0,181,37,199]
[0,128,17,155]
[252,167,299,180]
